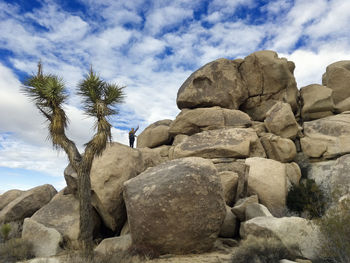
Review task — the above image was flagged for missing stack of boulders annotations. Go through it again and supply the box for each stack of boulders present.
[2,51,350,262]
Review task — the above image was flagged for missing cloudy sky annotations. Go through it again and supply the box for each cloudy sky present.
[1,0,350,193]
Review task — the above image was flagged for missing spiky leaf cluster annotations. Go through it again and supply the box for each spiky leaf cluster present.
[77,70,125,119]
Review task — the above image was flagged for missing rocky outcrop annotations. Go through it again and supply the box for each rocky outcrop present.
[123,157,226,254]
[137,119,173,148]
[171,128,266,159]
[245,158,290,215]
[241,216,320,260]
[300,84,334,121]
[219,206,238,238]
[0,189,23,211]
[169,107,252,136]
[322,60,350,112]
[177,58,248,110]
[231,195,259,221]
[301,112,350,159]
[264,102,301,139]
[0,184,57,223]
[22,218,62,257]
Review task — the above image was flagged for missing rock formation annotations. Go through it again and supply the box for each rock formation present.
[3,50,350,262]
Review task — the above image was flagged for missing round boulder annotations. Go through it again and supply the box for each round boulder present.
[123,157,226,254]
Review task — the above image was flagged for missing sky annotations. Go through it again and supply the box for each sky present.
[1,0,350,194]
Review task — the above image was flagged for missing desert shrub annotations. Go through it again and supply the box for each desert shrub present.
[231,236,294,263]
[0,223,11,242]
[316,196,350,263]
[287,178,326,218]
[0,238,34,262]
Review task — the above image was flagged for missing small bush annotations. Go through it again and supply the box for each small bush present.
[0,238,34,262]
[0,223,11,242]
[316,196,350,263]
[287,178,326,218]
[231,236,294,263]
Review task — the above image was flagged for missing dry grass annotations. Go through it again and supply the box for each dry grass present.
[231,236,294,263]
[0,238,34,263]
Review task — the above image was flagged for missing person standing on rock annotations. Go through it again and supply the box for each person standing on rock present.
[129,126,139,148]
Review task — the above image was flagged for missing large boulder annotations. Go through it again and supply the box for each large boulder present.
[307,154,350,200]
[264,102,301,139]
[240,50,299,118]
[177,58,248,110]
[245,203,273,220]
[123,157,226,254]
[30,193,100,247]
[0,189,23,211]
[0,184,57,223]
[137,119,173,148]
[89,143,145,232]
[322,60,350,111]
[245,158,289,215]
[22,218,62,257]
[171,128,266,159]
[260,132,297,162]
[300,84,334,121]
[240,216,321,260]
[169,107,252,136]
[300,112,350,159]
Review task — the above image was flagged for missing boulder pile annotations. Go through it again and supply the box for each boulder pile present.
[2,50,350,262]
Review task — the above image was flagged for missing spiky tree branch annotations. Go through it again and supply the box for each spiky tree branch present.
[22,63,125,253]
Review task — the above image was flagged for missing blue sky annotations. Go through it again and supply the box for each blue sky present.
[1,0,350,193]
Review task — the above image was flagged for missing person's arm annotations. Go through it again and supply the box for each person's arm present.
[135,125,139,133]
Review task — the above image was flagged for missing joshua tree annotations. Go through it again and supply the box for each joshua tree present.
[22,62,125,252]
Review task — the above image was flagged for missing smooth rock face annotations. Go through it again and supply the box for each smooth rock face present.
[0,189,23,211]
[94,234,132,255]
[245,158,288,215]
[171,128,266,159]
[123,157,226,254]
[22,218,62,257]
[177,58,248,110]
[301,112,350,159]
[300,84,334,121]
[264,102,301,139]
[89,143,145,232]
[219,206,237,238]
[240,51,299,116]
[219,171,239,206]
[322,60,350,107]
[0,184,57,223]
[245,203,273,220]
[31,194,100,245]
[137,119,173,148]
[240,216,320,260]
[260,132,297,162]
[169,107,252,136]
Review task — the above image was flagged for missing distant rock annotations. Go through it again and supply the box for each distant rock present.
[123,157,226,254]
[260,132,297,162]
[137,119,173,148]
[177,58,248,110]
[322,60,350,112]
[0,184,57,223]
[169,107,252,136]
